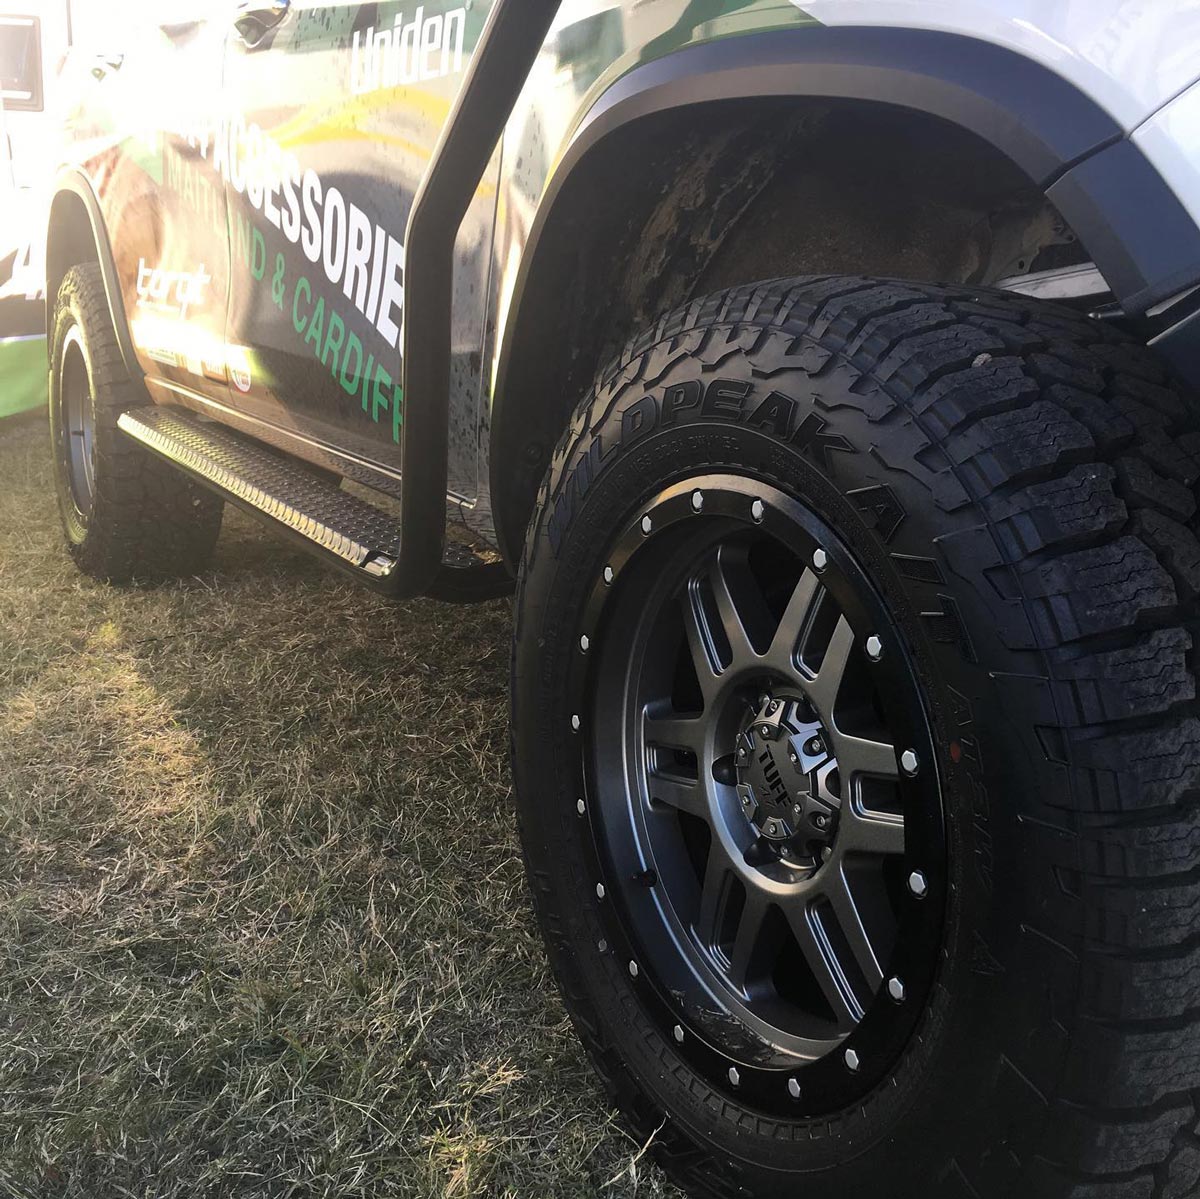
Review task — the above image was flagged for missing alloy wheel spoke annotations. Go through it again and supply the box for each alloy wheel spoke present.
[806,615,855,717]
[708,546,766,671]
[844,806,906,856]
[784,899,865,1030]
[644,712,707,759]
[682,584,724,699]
[824,863,885,992]
[767,568,821,671]
[838,732,900,781]
[647,773,708,820]
[695,851,732,950]
[728,893,770,990]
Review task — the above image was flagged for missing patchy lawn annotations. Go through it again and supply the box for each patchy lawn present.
[0,416,681,1199]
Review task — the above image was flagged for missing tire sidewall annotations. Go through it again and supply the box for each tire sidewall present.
[49,279,98,549]
[514,332,1068,1195]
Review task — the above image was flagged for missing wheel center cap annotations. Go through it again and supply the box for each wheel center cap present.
[734,695,838,848]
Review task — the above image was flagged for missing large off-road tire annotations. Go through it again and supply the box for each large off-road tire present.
[512,276,1200,1198]
[50,264,223,582]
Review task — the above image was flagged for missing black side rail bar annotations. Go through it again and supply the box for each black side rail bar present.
[397,0,564,597]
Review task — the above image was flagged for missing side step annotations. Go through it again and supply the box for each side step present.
[118,406,404,587]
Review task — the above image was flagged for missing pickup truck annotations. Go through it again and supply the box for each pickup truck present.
[43,4,1200,1195]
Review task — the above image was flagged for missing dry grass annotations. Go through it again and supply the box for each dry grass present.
[0,417,682,1199]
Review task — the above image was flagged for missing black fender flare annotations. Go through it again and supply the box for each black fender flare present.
[491,25,1200,562]
[45,167,142,381]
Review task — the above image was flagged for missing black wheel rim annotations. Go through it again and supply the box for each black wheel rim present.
[60,326,95,516]
[573,475,946,1116]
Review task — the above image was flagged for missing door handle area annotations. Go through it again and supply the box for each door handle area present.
[234,0,289,45]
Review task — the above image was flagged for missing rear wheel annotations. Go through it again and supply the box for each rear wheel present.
[513,276,1200,1197]
[50,264,222,582]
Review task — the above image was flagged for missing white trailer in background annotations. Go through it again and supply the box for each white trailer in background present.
[1,3,71,419]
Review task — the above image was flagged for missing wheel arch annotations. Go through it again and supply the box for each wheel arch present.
[45,169,141,382]
[490,25,1200,565]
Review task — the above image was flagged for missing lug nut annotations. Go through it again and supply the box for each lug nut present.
[813,813,829,830]
[673,1025,684,1044]
[595,883,605,900]
[751,499,765,523]
[691,490,704,512]
[628,960,639,978]
[571,714,581,732]
[844,1048,860,1072]
[812,548,828,571]
[579,634,590,652]
[576,799,586,815]
[888,977,906,1002]
[807,738,823,755]
[598,939,607,952]
[728,1066,740,1086]
[787,1077,801,1100]
[603,565,614,585]
[907,870,928,898]
[866,634,883,661]
[900,748,919,776]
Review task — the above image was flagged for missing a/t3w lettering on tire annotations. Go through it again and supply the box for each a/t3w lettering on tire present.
[513,277,1200,1198]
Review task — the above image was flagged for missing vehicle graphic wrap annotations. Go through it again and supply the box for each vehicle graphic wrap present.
[59,1,820,528]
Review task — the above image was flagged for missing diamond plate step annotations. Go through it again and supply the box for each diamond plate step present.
[118,406,401,582]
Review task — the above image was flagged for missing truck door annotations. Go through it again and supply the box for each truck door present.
[221,0,496,502]
[60,5,233,410]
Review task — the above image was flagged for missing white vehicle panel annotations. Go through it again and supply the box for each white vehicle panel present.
[802,0,1200,132]
[1133,78,1200,245]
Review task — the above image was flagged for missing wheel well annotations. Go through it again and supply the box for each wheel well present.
[491,97,1087,562]
[45,189,100,337]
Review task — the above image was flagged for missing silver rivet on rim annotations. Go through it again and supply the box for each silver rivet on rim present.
[844,1048,860,1072]
[603,565,614,585]
[571,714,581,732]
[787,1077,801,1100]
[750,499,765,522]
[812,548,828,571]
[900,748,919,776]
[576,799,585,815]
[640,515,653,534]
[628,960,639,978]
[908,870,928,898]
[674,1024,685,1044]
[866,634,883,661]
[728,1066,740,1086]
[595,883,605,900]
[691,490,704,512]
[888,977,906,1002]
[760,724,771,737]
[579,634,590,652]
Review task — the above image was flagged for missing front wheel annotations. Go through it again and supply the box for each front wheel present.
[50,264,223,583]
[512,277,1200,1198]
